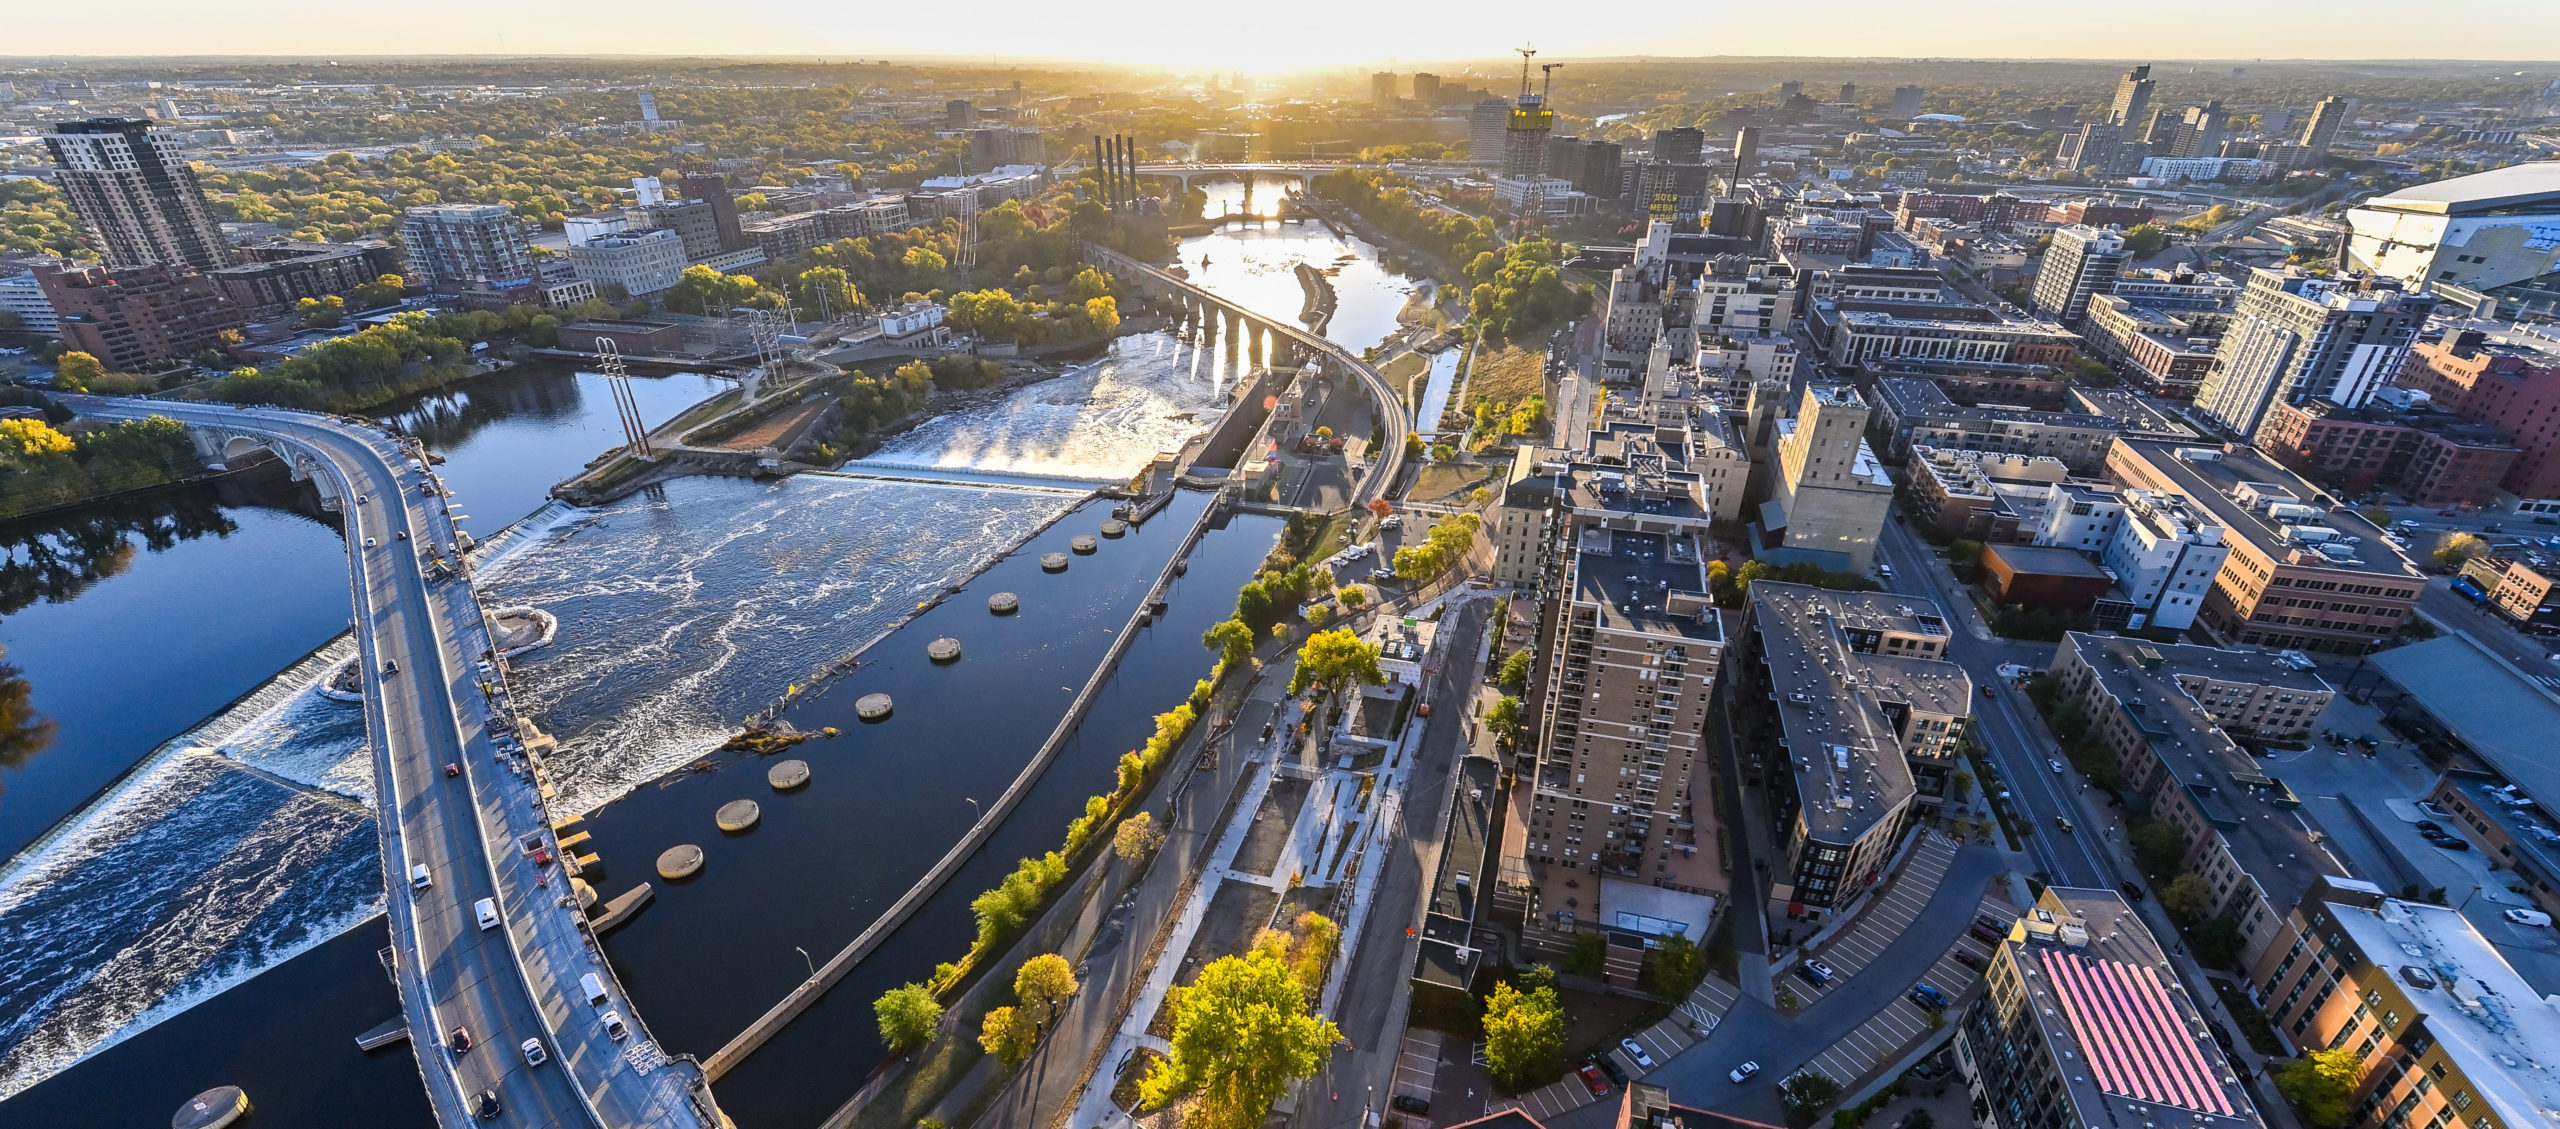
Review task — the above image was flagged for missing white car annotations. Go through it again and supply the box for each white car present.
[1730,1061,1761,1084]
[2506,908,2554,927]
[474,897,499,930]
[520,1038,548,1066]
[409,863,432,889]
[600,1010,629,1041]
[364,537,377,548]
[1620,1038,1655,1070]
[2050,759,2065,774]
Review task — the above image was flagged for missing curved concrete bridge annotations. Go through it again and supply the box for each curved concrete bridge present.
[69,396,724,1129]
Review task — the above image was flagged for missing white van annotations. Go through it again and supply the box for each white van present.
[474,897,500,930]
[409,863,433,890]
[580,973,608,1006]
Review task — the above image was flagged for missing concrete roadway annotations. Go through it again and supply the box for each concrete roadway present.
[71,397,713,1129]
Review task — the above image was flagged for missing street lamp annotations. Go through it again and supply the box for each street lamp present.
[795,945,816,980]
[964,796,983,821]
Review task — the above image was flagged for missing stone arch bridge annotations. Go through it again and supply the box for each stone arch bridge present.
[189,423,350,507]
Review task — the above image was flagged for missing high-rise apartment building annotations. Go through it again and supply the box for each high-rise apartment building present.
[2159,101,2229,159]
[1650,127,1703,165]
[1411,73,1442,106]
[2298,96,2350,156]
[1370,72,1397,105]
[1503,466,1728,956]
[1890,85,1924,117]
[45,118,233,271]
[1469,99,1510,165]
[2107,65,2156,128]
[944,99,973,129]
[398,204,536,292]
[1546,138,1622,199]
[1836,83,1858,106]
[2032,224,2131,325]
[1956,887,2264,1129]
[2192,268,2435,437]
[1779,81,1803,103]
[2057,123,2124,173]
[676,171,744,253]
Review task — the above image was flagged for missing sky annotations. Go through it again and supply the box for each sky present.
[10,0,2560,67]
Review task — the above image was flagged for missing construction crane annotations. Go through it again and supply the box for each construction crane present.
[1515,45,1538,99]
[1540,63,1564,103]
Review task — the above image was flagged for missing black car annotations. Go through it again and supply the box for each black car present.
[2434,836,2474,851]
[1391,1095,1432,1115]
[2416,820,2444,835]
[2121,880,2147,902]
[474,1090,501,1120]
[1594,1053,1629,1085]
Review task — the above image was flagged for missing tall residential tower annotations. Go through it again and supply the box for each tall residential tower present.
[44,118,233,271]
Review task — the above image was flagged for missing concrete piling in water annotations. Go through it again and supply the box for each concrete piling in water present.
[715,800,762,832]
[1071,535,1098,554]
[1041,552,1069,571]
[927,637,962,662]
[656,844,704,879]
[1100,519,1128,538]
[988,591,1020,614]
[768,760,810,789]
[855,693,893,721]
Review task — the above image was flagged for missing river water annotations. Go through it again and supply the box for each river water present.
[0,205,1421,1126]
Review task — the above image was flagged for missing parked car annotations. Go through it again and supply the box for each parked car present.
[2435,836,2473,851]
[1969,921,2005,943]
[1621,1038,1656,1070]
[2049,759,2065,774]
[1730,1061,1762,1084]
[2121,880,2147,902]
[2416,820,2444,835]
[1805,958,1837,982]
[1391,1095,1430,1115]
[1909,983,1949,1010]
[600,1010,629,1041]
[2506,908,2555,927]
[1594,1054,1627,1085]
[1578,1064,1611,1097]
[1793,963,1830,988]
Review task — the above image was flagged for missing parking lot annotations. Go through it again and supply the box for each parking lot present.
[1486,973,1746,1124]
[1781,831,1962,1008]
[1793,892,2007,1091]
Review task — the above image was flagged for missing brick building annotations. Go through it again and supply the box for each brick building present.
[209,241,399,321]
[36,261,244,372]
[2397,323,2560,508]
[2252,399,2519,507]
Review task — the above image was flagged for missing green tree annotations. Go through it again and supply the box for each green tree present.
[1644,934,1708,998]
[1287,628,1385,699]
[792,265,862,319]
[1481,980,1567,1092]
[349,273,406,310]
[54,351,104,393]
[1014,953,1079,1029]
[1781,1071,1845,1128]
[2160,873,2216,926]
[2128,820,2187,877]
[1497,650,1533,695]
[979,1004,1039,1067]
[1485,695,1525,744]
[2120,223,2171,257]
[1137,945,1341,1129]
[1113,811,1163,862]
[1564,930,1606,975]
[873,982,942,1054]
[1203,617,1257,670]
[2276,1047,2365,1128]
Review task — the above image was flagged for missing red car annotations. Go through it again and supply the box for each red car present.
[533,848,554,867]
[445,763,461,778]
[1578,1064,1611,1098]
[449,1026,473,1054]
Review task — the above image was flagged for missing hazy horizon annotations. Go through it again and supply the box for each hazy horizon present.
[12,0,2560,71]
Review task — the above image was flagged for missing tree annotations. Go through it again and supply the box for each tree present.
[1564,930,1606,975]
[1338,585,1369,609]
[1485,695,1525,744]
[979,1004,1039,1067]
[2160,873,2216,926]
[1083,296,1121,335]
[1497,650,1533,694]
[1780,1071,1845,1128]
[2128,820,2186,877]
[1114,811,1164,862]
[1644,934,1708,998]
[2121,223,2171,257]
[874,982,942,1054]
[1137,945,1341,1129]
[793,265,862,319]
[0,418,75,461]
[2434,531,2486,570]
[2276,1047,2364,1128]
[1481,980,1566,1092]
[1014,953,1079,1028]
[1288,628,1385,699]
[1203,617,1257,670]
[349,273,406,310]
[54,351,104,393]
[1367,498,1395,518]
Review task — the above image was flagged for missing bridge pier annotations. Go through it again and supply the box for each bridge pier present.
[1249,323,1267,370]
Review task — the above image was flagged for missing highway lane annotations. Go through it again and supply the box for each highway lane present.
[70,398,714,1129]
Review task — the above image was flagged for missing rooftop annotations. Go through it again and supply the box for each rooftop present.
[2112,439,2423,579]
[2360,161,2560,216]
[2002,888,2264,1129]
[2068,388,2201,440]
[1568,529,1725,643]
[2064,634,2350,912]
[1986,543,2113,579]
[1877,376,2125,433]
[1750,582,1970,842]
[2367,633,2560,808]
[2327,895,2560,1129]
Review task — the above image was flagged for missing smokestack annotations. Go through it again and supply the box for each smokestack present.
[1091,133,1112,208]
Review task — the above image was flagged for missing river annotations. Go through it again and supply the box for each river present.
[0,202,1425,1127]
